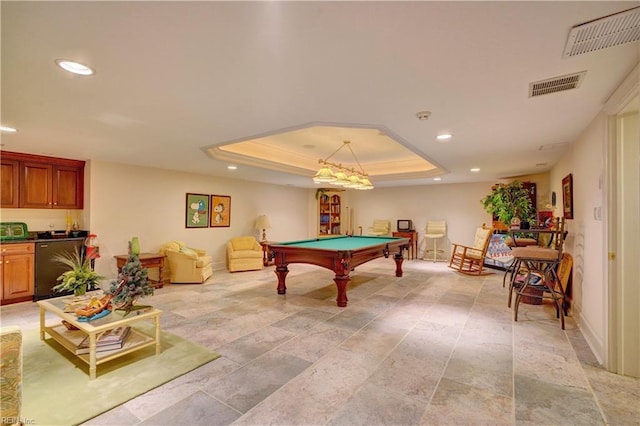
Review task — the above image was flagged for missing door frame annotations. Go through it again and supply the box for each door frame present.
[604,63,639,377]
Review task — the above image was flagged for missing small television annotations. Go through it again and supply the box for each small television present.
[397,220,413,232]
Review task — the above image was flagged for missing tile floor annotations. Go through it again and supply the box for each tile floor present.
[3,259,638,425]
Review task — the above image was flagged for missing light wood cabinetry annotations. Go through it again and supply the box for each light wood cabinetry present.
[1,242,35,304]
[318,192,342,236]
[1,151,84,209]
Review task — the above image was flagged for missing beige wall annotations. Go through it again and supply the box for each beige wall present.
[551,111,607,363]
[0,208,82,232]
[347,182,493,258]
[87,160,311,277]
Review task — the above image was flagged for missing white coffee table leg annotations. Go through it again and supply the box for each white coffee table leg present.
[39,307,45,340]
[155,315,161,355]
[89,333,97,380]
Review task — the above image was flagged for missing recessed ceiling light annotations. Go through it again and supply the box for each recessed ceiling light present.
[0,126,17,133]
[227,165,237,170]
[433,177,442,181]
[470,168,480,172]
[436,133,452,141]
[55,59,95,76]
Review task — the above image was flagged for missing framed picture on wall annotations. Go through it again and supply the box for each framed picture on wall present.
[210,195,231,227]
[562,174,574,219]
[185,193,210,228]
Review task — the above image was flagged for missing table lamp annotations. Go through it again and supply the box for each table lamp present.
[255,214,271,242]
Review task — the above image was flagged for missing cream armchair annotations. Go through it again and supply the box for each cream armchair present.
[367,219,390,236]
[227,236,263,272]
[159,241,213,284]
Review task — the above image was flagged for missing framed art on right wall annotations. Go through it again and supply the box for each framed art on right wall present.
[562,174,574,219]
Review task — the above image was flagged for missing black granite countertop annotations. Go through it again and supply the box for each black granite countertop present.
[0,236,87,244]
[1,231,88,244]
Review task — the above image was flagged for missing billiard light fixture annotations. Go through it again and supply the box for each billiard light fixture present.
[313,141,373,190]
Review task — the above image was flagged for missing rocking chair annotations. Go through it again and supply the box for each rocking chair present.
[448,224,493,275]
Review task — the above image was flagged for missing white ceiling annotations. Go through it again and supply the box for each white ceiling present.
[2,1,639,189]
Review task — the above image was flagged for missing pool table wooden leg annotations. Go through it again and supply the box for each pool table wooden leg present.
[394,253,404,277]
[275,265,289,294]
[334,274,349,307]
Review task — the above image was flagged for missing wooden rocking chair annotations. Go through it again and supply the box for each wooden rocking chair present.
[449,224,493,275]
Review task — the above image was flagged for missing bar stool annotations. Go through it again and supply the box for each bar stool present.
[509,217,567,329]
[423,220,446,262]
[502,234,537,288]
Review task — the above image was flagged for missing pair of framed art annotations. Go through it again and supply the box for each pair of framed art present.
[185,193,231,228]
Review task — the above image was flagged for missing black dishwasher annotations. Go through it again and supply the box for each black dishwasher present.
[34,239,85,300]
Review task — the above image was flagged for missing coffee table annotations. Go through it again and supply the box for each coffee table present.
[38,293,162,380]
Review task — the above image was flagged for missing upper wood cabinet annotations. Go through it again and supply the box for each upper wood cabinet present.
[1,151,84,209]
[0,158,20,208]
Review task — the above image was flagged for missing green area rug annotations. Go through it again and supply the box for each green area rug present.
[22,325,220,425]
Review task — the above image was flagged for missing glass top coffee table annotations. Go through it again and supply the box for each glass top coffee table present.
[38,293,162,380]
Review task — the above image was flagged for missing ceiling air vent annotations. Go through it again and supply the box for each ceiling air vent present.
[563,6,640,58]
[529,71,587,97]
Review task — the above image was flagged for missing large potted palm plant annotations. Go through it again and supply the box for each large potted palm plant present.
[481,180,535,229]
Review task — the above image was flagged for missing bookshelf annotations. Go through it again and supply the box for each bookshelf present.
[318,192,342,236]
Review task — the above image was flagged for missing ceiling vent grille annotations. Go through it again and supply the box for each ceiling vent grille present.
[529,71,587,97]
[563,6,640,58]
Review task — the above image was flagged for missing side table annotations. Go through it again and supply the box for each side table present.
[392,231,418,260]
[259,241,274,266]
[115,253,165,288]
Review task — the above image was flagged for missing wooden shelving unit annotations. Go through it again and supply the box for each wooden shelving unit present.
[318,192,342,236]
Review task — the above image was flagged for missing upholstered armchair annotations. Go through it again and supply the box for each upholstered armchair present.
[0,326,22,426]
[227,236,263,272]
[367,219,390,236]
[159,241,213,284]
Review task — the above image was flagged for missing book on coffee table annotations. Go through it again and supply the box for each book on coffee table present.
[75,326,131,355]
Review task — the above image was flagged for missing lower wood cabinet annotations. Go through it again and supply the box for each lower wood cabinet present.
[1,243,35,304]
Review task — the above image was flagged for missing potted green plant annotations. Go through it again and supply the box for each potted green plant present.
[53,247,104,296]
[481,180,535,229]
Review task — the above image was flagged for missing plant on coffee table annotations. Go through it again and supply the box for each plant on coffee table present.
[106,251,154,316]
[53,247,104,296]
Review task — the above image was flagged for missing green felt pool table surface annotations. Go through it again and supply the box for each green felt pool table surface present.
[275,235,403,250]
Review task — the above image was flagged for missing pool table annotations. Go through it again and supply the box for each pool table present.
[268,235,410,307]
